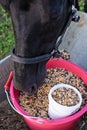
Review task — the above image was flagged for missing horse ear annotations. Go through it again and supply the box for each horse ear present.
[0,0,11,13]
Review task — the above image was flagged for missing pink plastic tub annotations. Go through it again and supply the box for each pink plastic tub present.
[5,58,87,130]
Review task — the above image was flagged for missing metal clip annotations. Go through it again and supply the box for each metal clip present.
[72,15,80,22]
[52,50,61,58]
[72,5,77,14]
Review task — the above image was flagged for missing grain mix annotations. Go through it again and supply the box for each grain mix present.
[52,87,80,106]
[19,68,87,119]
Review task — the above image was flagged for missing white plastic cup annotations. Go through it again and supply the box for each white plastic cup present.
[48,83,82,119]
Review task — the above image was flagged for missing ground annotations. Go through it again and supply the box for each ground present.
[0,100,87,130]
[0,100,29,130]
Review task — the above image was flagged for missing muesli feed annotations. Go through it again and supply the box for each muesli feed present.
[19,68,87,119]
[52,87,80,106]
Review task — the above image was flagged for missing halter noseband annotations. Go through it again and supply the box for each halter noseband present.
[11,4,79,64]
[11,48,60,64]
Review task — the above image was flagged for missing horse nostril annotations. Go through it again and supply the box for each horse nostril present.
[29,84,37,95]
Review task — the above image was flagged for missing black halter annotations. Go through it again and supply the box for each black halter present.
[11,48,60,64]
[11,4,79,64]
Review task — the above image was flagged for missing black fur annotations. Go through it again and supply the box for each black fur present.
[0,0,73,94]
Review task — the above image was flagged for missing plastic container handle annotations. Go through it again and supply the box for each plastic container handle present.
[4,71,13,90]
[5,88,48,125]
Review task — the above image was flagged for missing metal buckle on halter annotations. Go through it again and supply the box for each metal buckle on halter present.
[51,50,61,58]
[72,5,77,14]
[72,5,80,22]
[72,15,80,22]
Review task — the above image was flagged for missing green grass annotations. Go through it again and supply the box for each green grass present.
[0,1,85,60]
[79,0,84,12]
[0,5,14,60]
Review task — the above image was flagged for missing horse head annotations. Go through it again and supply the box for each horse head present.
[0,0,74,94]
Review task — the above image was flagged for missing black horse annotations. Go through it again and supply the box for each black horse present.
[0,0,76,94]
